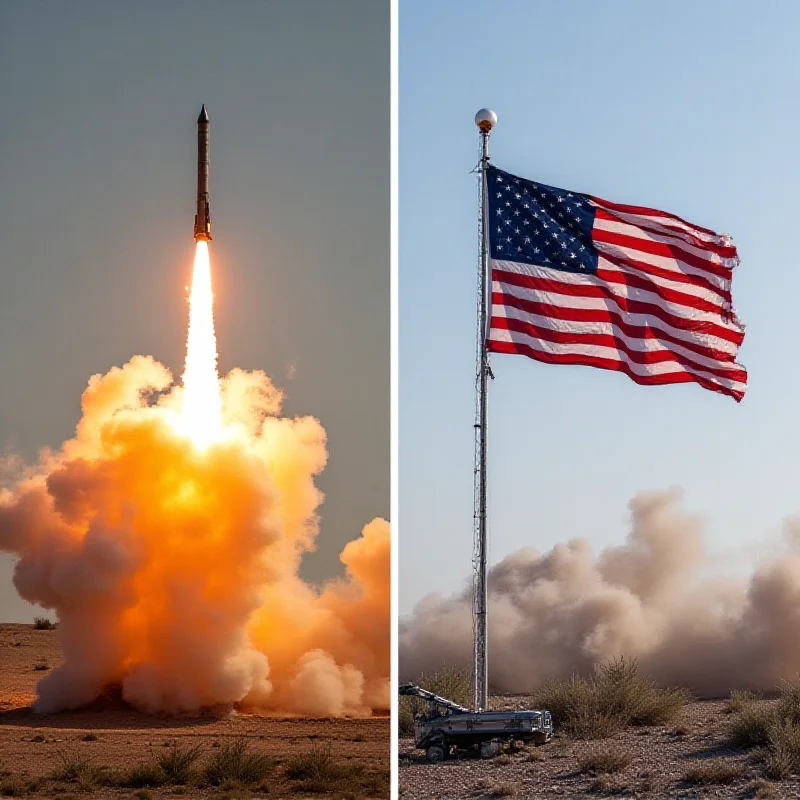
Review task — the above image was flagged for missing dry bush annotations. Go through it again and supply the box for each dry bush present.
[0,777,28,797]
[729,702,776,749]
[727,689,763,715]
[487,783,516,797]
[81,733,97,742]
[399,666,471,735]
[203,740,273,787]
[50,752,111,789]
[122,762,166,789]
[285,746,388,797]
[747,778,779,799]
[33,661,49,671]
[495,754,511,765]
[578,748,631,776]
[158,743,203,784]
[729,677,800,779]
[764,718,800,780]
[588,774,613,793]
[524,749,543,762]
[532,657,688,739]
[682,759,745,785]
[32,617,55,630]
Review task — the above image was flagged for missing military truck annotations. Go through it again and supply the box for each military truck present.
[399,683,553,763]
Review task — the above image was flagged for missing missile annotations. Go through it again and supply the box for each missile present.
[194,104,212,242]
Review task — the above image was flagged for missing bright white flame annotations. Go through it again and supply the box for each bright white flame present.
[181,241,223,448]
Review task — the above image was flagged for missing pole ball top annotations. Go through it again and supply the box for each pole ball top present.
[475,108,497,133]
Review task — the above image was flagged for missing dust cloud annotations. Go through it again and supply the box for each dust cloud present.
[400,490,800,697]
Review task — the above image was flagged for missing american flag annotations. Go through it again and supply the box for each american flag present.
[486,165,747,402]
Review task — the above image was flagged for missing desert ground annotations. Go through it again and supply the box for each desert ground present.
[399,694,800,800]
[0,624,389,799]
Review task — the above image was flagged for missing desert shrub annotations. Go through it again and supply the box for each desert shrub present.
[747,779,779,799]
[578,748,631,775]
[33,617,55,630]
[524,749,543,762]
[682,759,744,785]
[122,762,166,788]
[764,718,800,779]
[495,754,511,765]
[81,733,97,742]
[729,677,800,776]
[203,739,273,786]
[729,703,776,749]
[727,689,763,715]
[589,773,613,793]
[50,752,108,788]
[31,735,45,743]
[133,790,153,800]
[33,661,49,671]
[487,783,516,797]
[158,743,203,784]
[0,778,27,797]
[532,658,688,739]
[285,747,388,796]
[398,666,471,735]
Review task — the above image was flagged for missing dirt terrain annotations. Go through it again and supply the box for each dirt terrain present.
[0,624,389,798]
[399,695,800,799]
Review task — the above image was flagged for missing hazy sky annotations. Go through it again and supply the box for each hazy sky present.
[0,0,388,621]
[400,0,800,613]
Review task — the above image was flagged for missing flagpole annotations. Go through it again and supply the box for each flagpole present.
[473,108,496,712]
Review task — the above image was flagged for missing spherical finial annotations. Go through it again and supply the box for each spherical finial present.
[475,108,497,133]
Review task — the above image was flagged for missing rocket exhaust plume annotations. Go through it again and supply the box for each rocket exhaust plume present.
[400,490,800,698]
[0,107,389,716]
[180,240,222,448]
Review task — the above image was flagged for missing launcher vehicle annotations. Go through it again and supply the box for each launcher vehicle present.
[399,683,553,763]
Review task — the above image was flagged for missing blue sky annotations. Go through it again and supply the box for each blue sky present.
[399,0,800,613]
[0,0,388,621]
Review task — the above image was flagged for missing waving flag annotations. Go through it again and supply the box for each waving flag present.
[486,165,747,401]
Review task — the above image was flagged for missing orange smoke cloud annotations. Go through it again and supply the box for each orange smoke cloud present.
[0,356,389,716]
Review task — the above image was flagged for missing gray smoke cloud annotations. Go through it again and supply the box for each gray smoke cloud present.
[400,490,800,698]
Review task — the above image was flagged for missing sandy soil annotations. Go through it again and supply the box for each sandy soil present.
[0,624,389,798]
[399,694,800,799]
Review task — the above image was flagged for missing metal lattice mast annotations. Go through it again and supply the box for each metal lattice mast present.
[472,109,496,711]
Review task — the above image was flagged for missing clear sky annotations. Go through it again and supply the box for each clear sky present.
[0,0,388,621]
[400,0,799,614]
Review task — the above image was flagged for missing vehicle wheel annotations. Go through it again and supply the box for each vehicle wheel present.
[426,744,445,764]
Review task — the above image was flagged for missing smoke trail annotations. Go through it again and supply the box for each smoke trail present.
[400,490,800,698]
[0,357,389,715]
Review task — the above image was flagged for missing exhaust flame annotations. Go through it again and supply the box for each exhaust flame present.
[180,241,222,448]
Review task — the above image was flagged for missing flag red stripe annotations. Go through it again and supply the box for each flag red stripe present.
[593,207,737,259]
[487,338,744,402]
[592,223,733,282]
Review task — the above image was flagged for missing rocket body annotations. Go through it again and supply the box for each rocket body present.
[194,105,212,242]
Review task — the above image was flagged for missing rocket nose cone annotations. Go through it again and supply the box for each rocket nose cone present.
[197,104,209,123]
